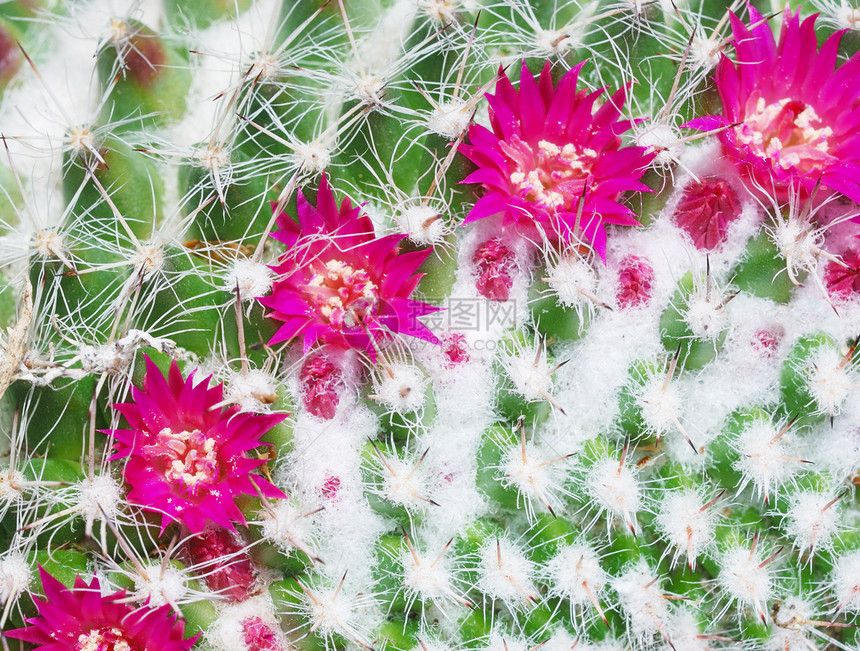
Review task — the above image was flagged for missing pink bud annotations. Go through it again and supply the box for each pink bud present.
[185,527,256,602]
[824,251,860,301]
[321,475,341,502]
[473,238,514,301]
[674,178,740,250]
[299,353,344,420]
[751,326,784,359]
[241,617,285,651]
[442,333,470,367]
[616,255,654,309]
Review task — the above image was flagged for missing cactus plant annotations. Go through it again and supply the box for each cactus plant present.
[2,1,860,650]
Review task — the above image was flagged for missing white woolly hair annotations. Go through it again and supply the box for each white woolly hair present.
[584,454,641,535]
[654,486,721,569]
[781,488,843,555]
[611,561,671,646]
[543,540,608,618]
[499,434,573,522]
[0,552,32,609]
[832,550,860,614]
[731,415,804,504]
[477,537,538,609]
[805,344,856,418]
[717,536,781,623]
[372,362,429,415]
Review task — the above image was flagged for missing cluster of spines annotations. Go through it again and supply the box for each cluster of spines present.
[1,1,860,651]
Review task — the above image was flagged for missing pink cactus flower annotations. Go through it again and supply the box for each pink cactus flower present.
[686,7,860,205]
[261,174,440,358]
[5,567,196,651]
[460,60,655,259]
[674,178,741,250]
[108,357,286,533]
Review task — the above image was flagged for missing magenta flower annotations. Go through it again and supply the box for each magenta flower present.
[459,61,654,258]
[261,175,440,358]
[686,7,860,204]
[108,357,286,533]
[5,567,196,650]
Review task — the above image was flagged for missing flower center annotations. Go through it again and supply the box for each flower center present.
[76,627,134,651]
[145,428,219,492]
[737,96,833,173]
[506,138,596,210]
[307,259,379,329]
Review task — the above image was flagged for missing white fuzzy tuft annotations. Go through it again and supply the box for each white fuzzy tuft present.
[502,341,557,404]
[421,0,459,23]
[682,277,731,342]
[832,550,860,613]
[295,578,377,650]
[636,123,685,168]
[501,440,570,519]
[544,254,598,310]
[689,34,723,72]
[401,545,467,610]
[258,500,316,558]
[224,368,279,412]
[770,215,823,285]
[718,540,777,621]
[612,562,670,643]
[76,474,122,526]
[291,140,332,174]
[733,417,800,502]
[132,563,187,608]
[478,538,537,607]
[544,542,607,609]
[585,456,641,534]
[655,488,719,568]
[427,100,473,139]
[0,552,32,607]
[0,468,26,504]
[807,345,855,417]
[534,27,582,56]
[783,489,841,553]
[225,259,275,299]
[637,374,684,439]
[33,229,70,263]
[373,364,428,414]
[379,455,434,510]
[837,4,860,30]
[394,205,448,246]
[663,608,710,651]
